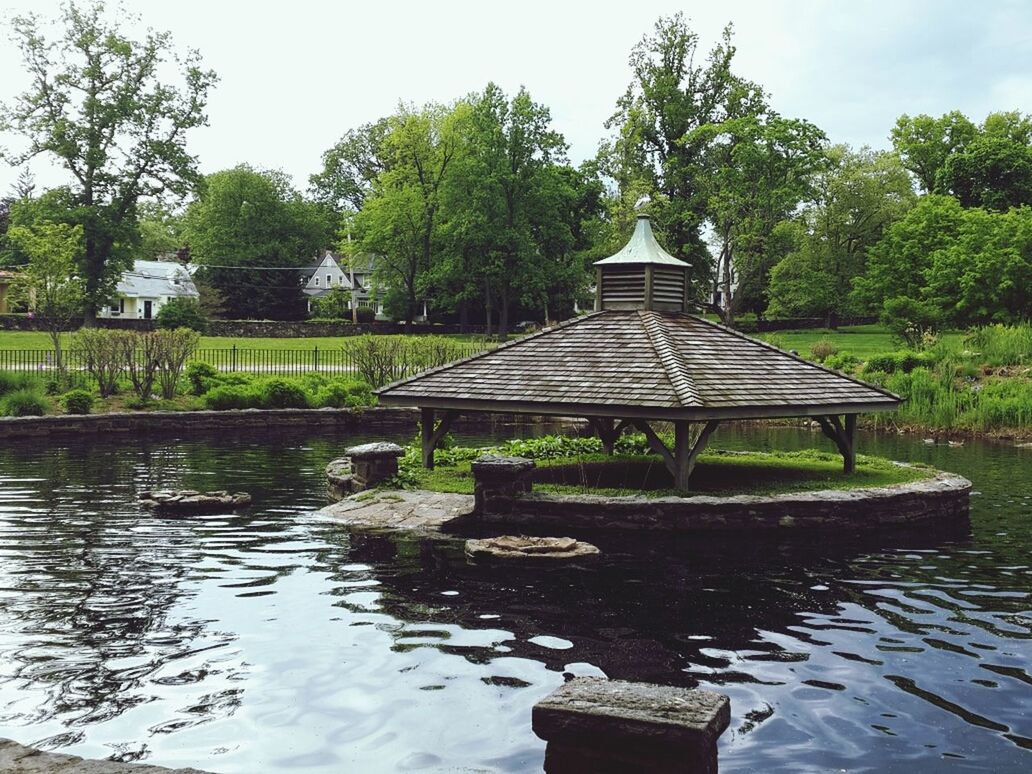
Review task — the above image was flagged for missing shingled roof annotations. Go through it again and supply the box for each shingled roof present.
[377,310,900,421]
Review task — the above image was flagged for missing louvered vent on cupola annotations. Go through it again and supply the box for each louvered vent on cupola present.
[594,215,688,312]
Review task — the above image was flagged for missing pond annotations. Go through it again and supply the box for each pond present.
[0,425,1029,773]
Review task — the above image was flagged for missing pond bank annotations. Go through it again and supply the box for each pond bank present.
[0,738,213,773]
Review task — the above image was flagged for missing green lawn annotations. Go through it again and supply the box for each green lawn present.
[0,330,490,350]
[754,324,965,358]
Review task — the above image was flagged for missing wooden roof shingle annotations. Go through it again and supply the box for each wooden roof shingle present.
[377,311,901,421]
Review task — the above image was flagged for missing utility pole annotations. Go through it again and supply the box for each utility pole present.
[347,231,358,325]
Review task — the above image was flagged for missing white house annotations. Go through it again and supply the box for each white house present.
[301,251,392,319]
[98,259,199,320]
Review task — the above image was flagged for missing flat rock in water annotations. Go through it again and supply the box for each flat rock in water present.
[317,489,475,532]
[0,737,213,772]
[465,535,600,563]
[139,489,252,514]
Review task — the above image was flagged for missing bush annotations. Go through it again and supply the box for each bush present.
[257,378,310,409]
[62,389,94,414]
[314,378,375,408]
[75,328,124,397]
[809,338,838,361]
[823,353,861,372]
[185,362,220,395]
[863,351,932,374]
[157,297,208,333]
[355,305,376,323]
[0,371,38,397]
[881,296,943,349]
[153,328,201,399]
[966,324,1032,366]
[1,388,48,417]
[203,384,261,410]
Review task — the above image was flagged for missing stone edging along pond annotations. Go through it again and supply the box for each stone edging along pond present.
[482,471,973,532]
[0,406,422,440]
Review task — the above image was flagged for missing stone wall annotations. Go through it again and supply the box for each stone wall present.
[473,458,971,532]
[0,406,420,441]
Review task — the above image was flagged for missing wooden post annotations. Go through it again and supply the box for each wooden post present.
[643,265,654,311]
[634,419,719,493]
[673,420,691,492]
[816,414,857,474]
[420,407,457,470]
[844,414,857,474]
[588,417,629,455]
[421,407,435,469]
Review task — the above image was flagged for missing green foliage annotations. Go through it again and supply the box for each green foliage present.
[809,339,838,361]
[880,296,943,349]
[341,334,477,387]
[258,378,310,409]
[184,165,333,320]
[767,146,915,319]
[823,353,862,372]
[311,287,355,320]
[1,388,48,417]
[1,2,217,317]
[202,383,261,410]
[966,324,1032,366]
[308,118,391,213]
[185,362,220,395]
[75,328,123,397]
[891,111,978,193]
[314,379,374,408]
[863,351,932,374]
[62,389,94,415]
[355,305,376,323]
[0,371,39,396]
[157,297,208,333]
[937,134,1032,211]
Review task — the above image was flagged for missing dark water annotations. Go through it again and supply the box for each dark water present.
[0,425,1029,773]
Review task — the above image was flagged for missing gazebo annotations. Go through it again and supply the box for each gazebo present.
[377,215,900,492]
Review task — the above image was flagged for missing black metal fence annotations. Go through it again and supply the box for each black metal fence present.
[0,344,488,380]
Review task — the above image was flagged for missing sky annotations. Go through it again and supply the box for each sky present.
[1,0,1031,196]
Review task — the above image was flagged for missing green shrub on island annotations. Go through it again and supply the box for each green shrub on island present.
[203,383,261,410]
[1,388,49,417]
[259,378,310,409]
[185,362,220,395]
[62,389,94,414]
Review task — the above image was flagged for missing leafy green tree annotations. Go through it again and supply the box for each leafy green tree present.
[853,194,967,310]
[309,119,391,214]
[135,202,184,261]
[156,297,207,332]
[311,286,353,319]
[8,222,85,369]
[692,111,827,323]
[355,103,465,329]
[891,111,977,192]
[0,1,217,320]
[767,146,915,322]
[936,135,1032,211]
[183,166,332,320]
[603,15,761,295]
[880,296,943,349]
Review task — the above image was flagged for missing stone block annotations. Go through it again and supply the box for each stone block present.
[472,454,536,514]
[343,441,405,489]
[533,678,729,774]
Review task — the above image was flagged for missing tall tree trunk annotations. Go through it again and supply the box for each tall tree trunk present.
[458,299,469,334]
[498,286,510,341]
[483,283,493,339]
[720,241,734,327]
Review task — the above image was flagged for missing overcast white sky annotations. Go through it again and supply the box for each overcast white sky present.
[2,0,1031,196]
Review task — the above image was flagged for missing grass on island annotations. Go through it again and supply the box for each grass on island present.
[399,447,932,499]
[754,324,966,358]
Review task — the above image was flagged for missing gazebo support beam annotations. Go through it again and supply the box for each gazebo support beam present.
[816,414,858,473]
[588,417,631,455]
[420,407,457,469]
[632,419,720,492]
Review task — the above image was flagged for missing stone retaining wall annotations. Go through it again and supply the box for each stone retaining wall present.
[0,406,420,441]
[476,466,971,532]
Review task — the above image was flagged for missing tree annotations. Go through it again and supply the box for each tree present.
[692,111,827,323]
[936,135,1032,211]
[8,222,85,370]
[183,166,332,320]
[0,1,217,320]
[852,194,967,311]
[312,286,353,319]
[603,15,761,296]
[767,146,915,322]
[309,119,391,214]
[854,195,1032,327]
[891,112,976,193]
[134,202,184,260]
[355,103,464,329]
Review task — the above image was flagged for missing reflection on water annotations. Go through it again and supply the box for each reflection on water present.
[0,426,1029,772]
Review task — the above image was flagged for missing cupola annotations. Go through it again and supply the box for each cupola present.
[593,214,688,312]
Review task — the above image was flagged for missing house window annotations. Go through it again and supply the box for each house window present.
[326,273,332,286]
[314,277,320,287]
[111,298,125,315]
